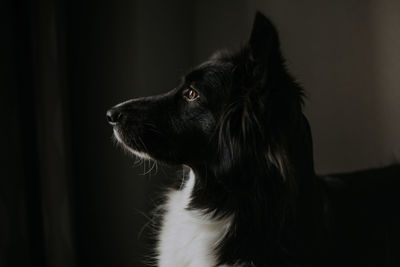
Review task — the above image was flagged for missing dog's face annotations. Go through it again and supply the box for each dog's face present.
[107,59,233,165]
[107,13,302,168]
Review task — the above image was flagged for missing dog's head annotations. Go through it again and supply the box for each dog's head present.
[107,13,304,172]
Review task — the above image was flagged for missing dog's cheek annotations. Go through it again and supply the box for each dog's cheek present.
[185,112,217,156]
[197,113,216,135]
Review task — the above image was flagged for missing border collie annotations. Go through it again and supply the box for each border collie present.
[107,12,400,267]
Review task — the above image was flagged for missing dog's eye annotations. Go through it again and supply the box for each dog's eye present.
[183,87,199,101]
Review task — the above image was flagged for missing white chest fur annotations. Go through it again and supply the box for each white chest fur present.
[157,171,232,267]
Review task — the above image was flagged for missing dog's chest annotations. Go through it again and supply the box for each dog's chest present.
[157,172,231,267]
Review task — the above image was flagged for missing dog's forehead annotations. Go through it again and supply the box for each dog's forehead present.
[185,60,233,85]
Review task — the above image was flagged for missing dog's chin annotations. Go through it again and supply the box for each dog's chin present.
[112,128,152,160]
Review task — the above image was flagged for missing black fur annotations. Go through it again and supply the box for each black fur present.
[107,12,400,267]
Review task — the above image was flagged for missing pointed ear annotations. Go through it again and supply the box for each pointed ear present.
[249,12,280,63]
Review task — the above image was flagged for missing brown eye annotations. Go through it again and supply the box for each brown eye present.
[183,87,199,101]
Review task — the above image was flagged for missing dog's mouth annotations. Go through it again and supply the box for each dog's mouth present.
[112,127,152,160]
[106,102,179,164]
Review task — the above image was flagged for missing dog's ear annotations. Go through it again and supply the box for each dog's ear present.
[248,12,281,65]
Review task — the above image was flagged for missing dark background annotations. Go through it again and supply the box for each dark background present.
[1,0,399,267]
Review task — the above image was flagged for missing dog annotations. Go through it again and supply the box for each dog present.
[107,12,400,267]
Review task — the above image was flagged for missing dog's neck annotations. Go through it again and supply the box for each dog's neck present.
[189,115,318,213]
[186,115,324,265]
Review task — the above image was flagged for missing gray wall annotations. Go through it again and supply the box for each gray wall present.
[194,0,400,174]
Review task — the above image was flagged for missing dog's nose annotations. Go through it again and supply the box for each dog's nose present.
[106,109,122,125]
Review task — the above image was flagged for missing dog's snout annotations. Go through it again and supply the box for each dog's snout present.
[106,109,123,125]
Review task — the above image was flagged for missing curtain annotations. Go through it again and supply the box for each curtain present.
[1,0,76,266]
[1,1,194,266]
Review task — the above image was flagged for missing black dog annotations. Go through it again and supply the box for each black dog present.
[107,12,400,267]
